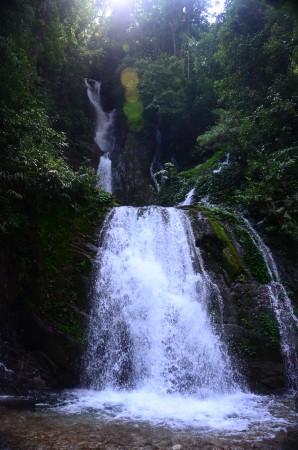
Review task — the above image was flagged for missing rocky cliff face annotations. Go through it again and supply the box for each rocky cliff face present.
[186,205,290,392]
[0,239,87,394]
[111,119,156,206]
[0,204,106,394]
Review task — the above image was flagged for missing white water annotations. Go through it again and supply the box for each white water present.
[179,188,196,206]
[97,152,112,193]
[80,206,254,429]
[1,392,297,448]
[243,218,298,389]
[58,388,293,436]
[150,161,160,192]
[213,153,230,174]
[150,129,162,191]
[84,78,114,193]
[0,362,13,373]
[84,206,239,397]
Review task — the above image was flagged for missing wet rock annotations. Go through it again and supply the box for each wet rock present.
[111,129,156,206]
[188,207,287,393]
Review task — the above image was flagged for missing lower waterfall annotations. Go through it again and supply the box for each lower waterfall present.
[84,206,240,396]
[1,208,298,446]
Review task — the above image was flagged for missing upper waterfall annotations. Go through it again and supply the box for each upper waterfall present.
[84,206,241,397]
[84,78,114,193]
[150,129,163,192]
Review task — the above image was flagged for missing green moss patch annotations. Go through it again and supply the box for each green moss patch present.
[258,313,280,347]
[208,218,244,283]
[179,150,225,179]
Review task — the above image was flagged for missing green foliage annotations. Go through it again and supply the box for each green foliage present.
[157,150,237,206]
[0,100,113,341]
[135,55,187,116]
[180,150,225,178]
[155,161,188,206]
[0,37,34,108]
[110,2,217,168]
[238,337,258,357]
[238,146,298,241]
[0,0,115,345]
[258,313,280,347]
[186,0,298,248]
[198,204,238,224]
[191,204,271,284]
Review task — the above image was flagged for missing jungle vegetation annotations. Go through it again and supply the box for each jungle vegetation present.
[0,0,297,337]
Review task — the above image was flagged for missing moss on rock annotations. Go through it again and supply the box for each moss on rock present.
[234,225,271,284]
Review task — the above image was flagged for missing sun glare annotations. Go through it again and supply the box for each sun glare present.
[107,1,226,19]
[111,0,132,8]
[208,0,226,17]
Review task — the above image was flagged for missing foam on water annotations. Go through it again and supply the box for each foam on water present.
[55,389,294,439]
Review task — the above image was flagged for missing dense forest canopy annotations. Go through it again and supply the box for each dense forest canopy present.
[0,0,297,343]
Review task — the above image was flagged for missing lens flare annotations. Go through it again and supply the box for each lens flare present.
[121,68,144,130]
[120,68,138,89]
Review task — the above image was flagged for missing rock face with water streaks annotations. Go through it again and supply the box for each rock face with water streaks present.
[187,206,287,392]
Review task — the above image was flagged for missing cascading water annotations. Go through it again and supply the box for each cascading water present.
[97,153,112,194]
[0,362,13,374]
[179,188,196,206]
[213,153,230,174]
[2,209,298,447]
[150,129,163,191]
[84,207,239,397]
[243,218,298,389]
[60,205,298,435]
[84,78,114,193]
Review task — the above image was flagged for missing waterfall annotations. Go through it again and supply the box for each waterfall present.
[84,78,115,193]
[0,362,13,374]
[179,188,196,206]
[150,129,163,192]
[84,206,241,397]
[243,218,298,389]
[213,153,230,174]
[97,153,112,194]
